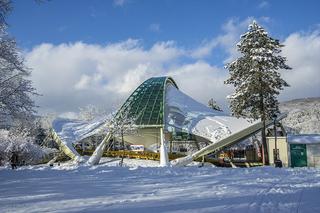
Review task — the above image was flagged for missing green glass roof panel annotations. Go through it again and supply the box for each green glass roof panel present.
[117,76,178,126]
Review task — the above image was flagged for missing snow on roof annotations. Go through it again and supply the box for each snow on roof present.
[52,116,109,148]
[288,134,320,144]
[51,77,257,150]
[165,84,255,143]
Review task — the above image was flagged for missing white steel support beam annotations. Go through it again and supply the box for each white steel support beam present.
[87,132,112,165]
[159,127,169,167]
[171,114,287,167]
[51,130,83,163]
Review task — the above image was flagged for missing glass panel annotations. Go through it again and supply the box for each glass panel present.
[115,77,177,126]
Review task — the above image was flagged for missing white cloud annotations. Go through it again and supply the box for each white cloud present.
[106,63,149,94]
[25,18,320,116]
[190,39,217,59]
[113,0,126,7]
[191,17,272,63]
[26,40,184,114]
[74,74,91,90]
[167,61,232,110]
[258,1,270,9]
[280,30,320,100]
[191,17,254,62]
[149,23,161,33]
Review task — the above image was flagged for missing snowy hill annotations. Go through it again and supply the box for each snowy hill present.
[280,97,320,134]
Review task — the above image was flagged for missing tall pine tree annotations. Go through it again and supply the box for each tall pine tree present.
[225,21,291,165]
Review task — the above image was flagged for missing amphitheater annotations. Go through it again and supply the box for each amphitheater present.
[52,76,285,166]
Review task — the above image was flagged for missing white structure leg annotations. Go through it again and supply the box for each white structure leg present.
[87,133,112,165]
[159,128,169,167]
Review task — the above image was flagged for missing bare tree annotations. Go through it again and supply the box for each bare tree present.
[87,103,139,166]
[78,105,106,121]
[0,0,37,123]
[110,105,138,166]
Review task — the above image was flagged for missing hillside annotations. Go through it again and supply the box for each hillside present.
[280,97,320,134]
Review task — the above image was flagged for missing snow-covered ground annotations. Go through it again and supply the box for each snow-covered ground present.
[1,158,320,213]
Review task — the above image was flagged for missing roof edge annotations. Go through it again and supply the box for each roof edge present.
[165,76,179,89]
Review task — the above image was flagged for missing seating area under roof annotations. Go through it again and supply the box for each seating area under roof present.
[118,76,178,127]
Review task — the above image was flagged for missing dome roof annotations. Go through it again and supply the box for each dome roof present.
[118,76,178,126]
[117,76,254,144]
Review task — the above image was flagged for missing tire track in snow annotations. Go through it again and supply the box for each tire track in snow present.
[246,176,291,213]
[247,174,311,213]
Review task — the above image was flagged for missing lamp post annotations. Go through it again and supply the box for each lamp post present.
[272,114,282,168]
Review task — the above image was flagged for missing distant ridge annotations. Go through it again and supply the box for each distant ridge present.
[281,97,320,104]
[280,97,320,134]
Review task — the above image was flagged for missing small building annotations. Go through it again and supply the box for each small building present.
[267,134,320,167]
[267,136,289,167]
[288,134,320,167]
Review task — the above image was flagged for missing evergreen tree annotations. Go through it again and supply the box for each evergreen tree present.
[224,21,291,164]
[208,98,222,112]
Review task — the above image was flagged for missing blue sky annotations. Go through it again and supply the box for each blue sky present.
[9,0,319,48]
[7,0,320,115]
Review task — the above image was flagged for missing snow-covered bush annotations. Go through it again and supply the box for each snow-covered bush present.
[0,129,56,166]
[78,105,107,121]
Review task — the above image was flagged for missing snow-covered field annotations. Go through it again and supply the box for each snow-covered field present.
[1,158,320,213]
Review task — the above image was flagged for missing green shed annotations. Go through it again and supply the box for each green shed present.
[288,134,320,167]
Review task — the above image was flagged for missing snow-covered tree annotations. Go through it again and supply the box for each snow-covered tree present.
[109,105,138,166]
[224,21,291,164]
[111,106,137,140]
[0,0,37,123]
[0,1,10,23]
[87,104,139,166]
[78,105,106,121]
[208,98,223,111]
[0,129,56,166]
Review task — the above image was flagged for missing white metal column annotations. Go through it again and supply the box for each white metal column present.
[159,127,169,167]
